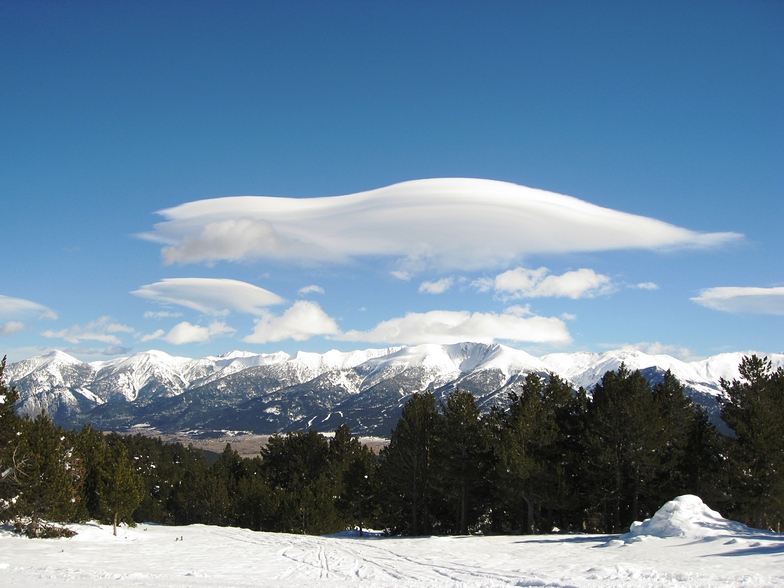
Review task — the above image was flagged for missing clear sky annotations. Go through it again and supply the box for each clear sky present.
[1,0,782,363]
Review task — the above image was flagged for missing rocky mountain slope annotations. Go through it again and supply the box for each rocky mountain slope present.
[4,343,782,436]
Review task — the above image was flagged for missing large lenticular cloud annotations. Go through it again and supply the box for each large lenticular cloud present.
[141,178,741,272]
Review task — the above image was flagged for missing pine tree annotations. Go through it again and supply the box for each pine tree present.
[721,355,784,530]
[329,424,379,536]
[261,430,342,534]
[0,357,24,520]
[378,391,441,535]
[15,412,84,537]
[493,373,577,533]
[437,389,486,534]
[583,365,665,532]
[97,440,143,536]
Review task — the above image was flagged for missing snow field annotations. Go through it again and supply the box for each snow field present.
[1,496,782,588]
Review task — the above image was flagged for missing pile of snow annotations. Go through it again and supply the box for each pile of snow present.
[621,495,755,542]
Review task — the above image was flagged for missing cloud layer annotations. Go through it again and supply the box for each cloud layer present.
[340,306,571,346]
[691,286,784,315]
[142,179,740,273]
[133,278,284,315]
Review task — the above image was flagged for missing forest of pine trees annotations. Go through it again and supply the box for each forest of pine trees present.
[1,355,782,537]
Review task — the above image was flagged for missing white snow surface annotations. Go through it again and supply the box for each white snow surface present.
[2,496,782,588]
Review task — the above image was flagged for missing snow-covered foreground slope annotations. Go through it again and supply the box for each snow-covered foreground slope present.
[2,497,782,588]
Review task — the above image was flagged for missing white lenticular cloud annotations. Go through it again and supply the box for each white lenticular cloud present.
[477,267,615,299]
[340,306,571,346]
[163,321,235,345]
[244,301,341,343]
[141,178,741,272]
[691,286,784,315]
[0,294,58,320]
[419,278,454,294]
[133,278,284,316]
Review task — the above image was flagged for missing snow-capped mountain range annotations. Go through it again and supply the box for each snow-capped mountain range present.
[4,343,782,436]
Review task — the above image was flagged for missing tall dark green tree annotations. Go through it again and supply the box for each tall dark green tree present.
[15,412,84,536]
[0,357,24,520]
[329,424,379,535]
[378,391,441,535]
[583,365,665,532]
[651,370,724,507]
[721,355,784,530]
[97,439,143,535]
[437,389,486,534]
[492,373,581,533]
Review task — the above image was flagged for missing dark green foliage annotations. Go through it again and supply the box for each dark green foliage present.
[97,439,143,535]
[0,357,23,520]
[436,389,488,534]
[378,391,441,535]
[14,411,84,536]
[329,424,380,536]
[583,365,668,532]
[490,374,585,533]
[261,429,342,533]
[721,355,784,530]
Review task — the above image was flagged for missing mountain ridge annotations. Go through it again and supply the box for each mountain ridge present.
[4,344,782,436]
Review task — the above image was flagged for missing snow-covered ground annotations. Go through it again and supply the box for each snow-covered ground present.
[1,496,782,587]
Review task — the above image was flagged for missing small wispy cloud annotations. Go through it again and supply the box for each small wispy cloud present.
[65,345,132,357]
[474,267,615,299]
[140,329,166,342]
[622,341,701,362]
[691,286,784,315]
[419,278,454,295]
[43,317,134,345]
[144,310,183,319]
[0,294,58,321]
[298,284,325,296]
[633,282,659,290]
[0,321,25,336]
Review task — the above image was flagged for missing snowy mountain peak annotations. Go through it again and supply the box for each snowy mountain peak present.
[6,344,784,437]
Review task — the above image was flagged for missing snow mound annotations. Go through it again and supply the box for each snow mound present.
[621,495,751,542]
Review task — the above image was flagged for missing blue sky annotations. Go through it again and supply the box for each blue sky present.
[1,0,782,363]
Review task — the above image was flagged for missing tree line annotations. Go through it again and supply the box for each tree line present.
[1,355,782,537]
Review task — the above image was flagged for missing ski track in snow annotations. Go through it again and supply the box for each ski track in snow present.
[1,522,782,587]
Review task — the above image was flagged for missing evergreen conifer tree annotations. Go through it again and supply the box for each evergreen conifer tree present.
[0,357,24,520]
[378,391,441,535]
[437,389,486,534]
[583,365,665,532]
[97,440,143,536]
[721,355,784,530]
